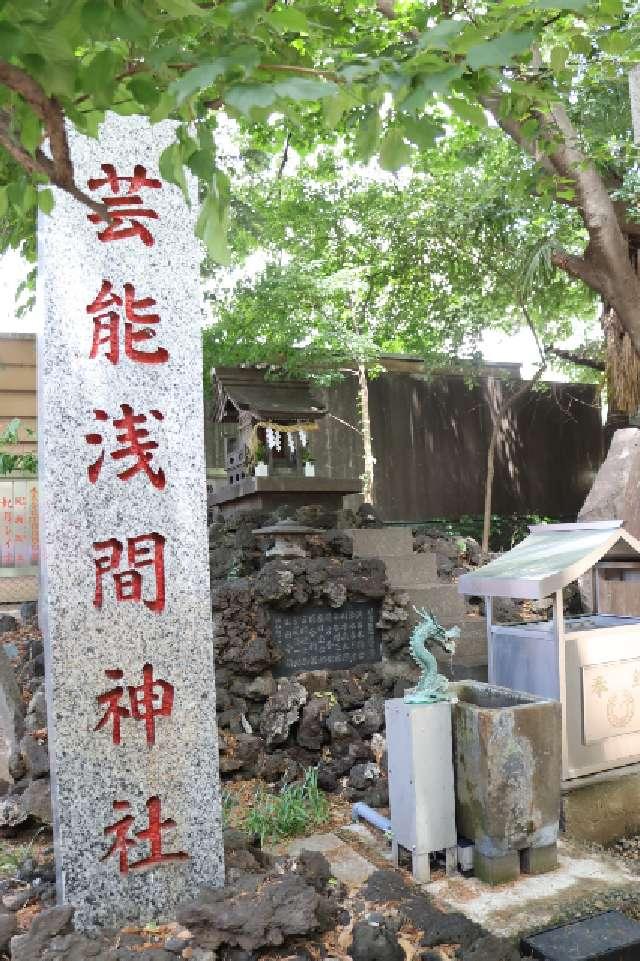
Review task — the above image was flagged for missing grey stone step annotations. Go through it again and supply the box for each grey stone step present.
[349,526,413,558]
[381,552,437,588]
[405,585,467,626]
[457,614,488,657]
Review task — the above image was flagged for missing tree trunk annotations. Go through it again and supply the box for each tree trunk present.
[630,65,640,145]
[482,368,546,554]
[357,363,375,504]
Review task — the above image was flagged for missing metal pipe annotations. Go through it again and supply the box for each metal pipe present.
[351,801,392,834]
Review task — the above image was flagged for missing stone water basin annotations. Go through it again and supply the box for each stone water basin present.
[450,680,562,884]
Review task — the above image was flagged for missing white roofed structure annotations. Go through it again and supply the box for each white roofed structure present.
[458,521,640,600]
[457,521,640,780]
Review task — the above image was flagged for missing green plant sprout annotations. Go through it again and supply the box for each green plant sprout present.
[245,767,330,848]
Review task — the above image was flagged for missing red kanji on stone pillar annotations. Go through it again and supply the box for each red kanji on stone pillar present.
[86,280,169,365]
[95,664,174,746]
[102,797,189,874]
[95,669,129,746]
[87,163,162,246]
[128,663,174,747]
[85,405,166,489]
[93,533,166,612]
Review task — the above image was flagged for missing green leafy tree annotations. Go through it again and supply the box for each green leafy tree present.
[0,0,636,406]
[204,129,600,506]
[0,418,37,474]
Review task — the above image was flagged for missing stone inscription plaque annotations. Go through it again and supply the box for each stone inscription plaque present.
[38,113,223,929]
[582,658,640,744]
[272,602,381,675]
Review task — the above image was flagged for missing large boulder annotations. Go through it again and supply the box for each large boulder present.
[349,918,406,961]
[177,871,335,952]
[259,680,307,747]
[0,615,17,636]
[10,905,74,961]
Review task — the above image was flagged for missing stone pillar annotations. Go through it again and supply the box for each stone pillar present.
[37,113,223,929]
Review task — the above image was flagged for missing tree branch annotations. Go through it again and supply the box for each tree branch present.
[550,246,603,292]
[546,347,605,372]
[0,61,74,187]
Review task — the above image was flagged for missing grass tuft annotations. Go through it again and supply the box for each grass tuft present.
[245,767,330,848]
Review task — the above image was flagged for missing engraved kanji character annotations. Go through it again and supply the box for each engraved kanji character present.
[102,796,189,874]
[87,163,162,246]
[95,669,129,746]
[128,663,174,746]
[93,533,166,613]
[86,280,169,365]
[96,664,173,745]
[85,405,166,489]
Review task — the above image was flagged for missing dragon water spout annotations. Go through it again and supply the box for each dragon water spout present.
[404,607,459,704]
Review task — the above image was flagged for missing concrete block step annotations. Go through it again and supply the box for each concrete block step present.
[405,586,467,627]
[381,552,437,588]
[349,526,413,558]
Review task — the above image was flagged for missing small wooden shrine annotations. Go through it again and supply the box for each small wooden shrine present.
[209,367,361,515]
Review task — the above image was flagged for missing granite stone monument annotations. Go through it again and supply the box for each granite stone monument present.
[37,113,223,929]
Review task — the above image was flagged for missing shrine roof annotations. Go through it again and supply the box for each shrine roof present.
[458,521,640,599]
[212,367,326,422]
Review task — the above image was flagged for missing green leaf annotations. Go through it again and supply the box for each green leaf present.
[569,34,592,55]
[225,83,277,115]
[419,19,466,51]
[187,148,215,179]
[448,97,488,127]
[323,87,357,127]
[159,142,190,202]
[0,22,23,58]
[81,1,112,34]
[599,31,633,56]
[129,74,160,109]
[196,173,230,265]
[161,0,206,15]
[37,188,54,215]
[171,62,228,104]
[379,128,410,171]
[354,107,381,161]
[20,109,42,155]
[401,66,464,112]
[273,76,339,101]
[550,45,570,72]
[84,49,120,99]
[269,7,309,33]
[0,187,8,219]
[400,116,444,150]
[467,31,535,70]
[170,47,260,104]
[529,0,588,9]
[600,0,623,14]
[150,92,176,123]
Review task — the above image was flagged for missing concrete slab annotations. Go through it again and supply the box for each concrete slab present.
[287,832,344,855]
[382,553,438,588]
[406,586,467,626]
[349,527,413,558]
[428,842,640,938]
[285,831,379,886]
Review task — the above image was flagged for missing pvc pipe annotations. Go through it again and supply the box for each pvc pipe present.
[351,801,392,834]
